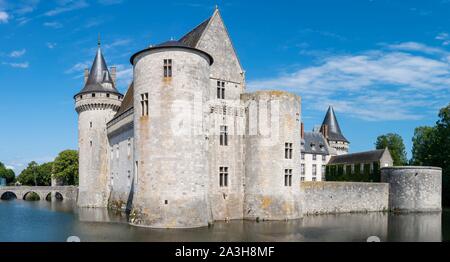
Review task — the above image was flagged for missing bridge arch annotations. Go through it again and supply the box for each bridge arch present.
[1,192,18,201]
[46,192,64,202]
[23,192,41,201]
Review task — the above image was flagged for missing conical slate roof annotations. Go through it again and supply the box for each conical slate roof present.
[322,106,349,143]
[76,45,121,96]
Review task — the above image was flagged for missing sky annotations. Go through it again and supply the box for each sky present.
[0,0,449,174]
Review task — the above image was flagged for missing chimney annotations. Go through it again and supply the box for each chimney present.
[301,122,305,139]
[111,67,117,86]
[321,124,329,139]
[84,68,89,84]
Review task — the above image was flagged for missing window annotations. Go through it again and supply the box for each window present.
[301,164,306,175]
[284,169,293,187]
[140,93,149,117]
[217,81,225,99]
[90,140,93,147]
[127,138,132,157]
[220,126,228,146]
[90,122,93,128]
[106,94,110,98]
[285,143,293,159]
[116,145,120,159]
[312,178,317,182]
[301,153,305,160]
[322,165,326,176]
[92,93,96,98]
[313,164,317,177]
[219,167,229,187]
[313,154,317,161]
[301,176,305,182]
[322,155,326,161]
[164,59,172,78]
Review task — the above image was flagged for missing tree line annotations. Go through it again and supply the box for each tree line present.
[0,150,79,186]
[374,104,449,206]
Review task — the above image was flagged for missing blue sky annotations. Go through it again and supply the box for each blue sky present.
[0,0,449,173]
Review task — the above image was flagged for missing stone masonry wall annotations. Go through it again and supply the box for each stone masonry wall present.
[300,182,389,215]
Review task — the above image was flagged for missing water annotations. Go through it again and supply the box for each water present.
[0,200,447,242]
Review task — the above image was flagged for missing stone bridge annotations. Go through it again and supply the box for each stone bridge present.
[0,186,78,202]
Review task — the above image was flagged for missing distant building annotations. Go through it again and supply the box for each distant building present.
[301,106,349,182]
[326,148,394,182]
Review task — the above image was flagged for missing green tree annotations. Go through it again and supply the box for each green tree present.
[0,162,16,184]
[17,161,53,186]
[375,133,408,166]
[53,150,79,186]
[412,104,450,206]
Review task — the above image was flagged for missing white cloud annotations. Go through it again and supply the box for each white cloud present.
[44,0,88,17]
[9,49,26,58]
[248,42,450,121]
[46,42,57,49]
[65,61,90,74]
[2,62,29,68]
[115,65,133,87]
[435,32,450,46]
[43,21,63,28]
[0,10,9,23]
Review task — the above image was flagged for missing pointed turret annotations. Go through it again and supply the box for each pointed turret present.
[76,42,120,97]
[321,106,349,155]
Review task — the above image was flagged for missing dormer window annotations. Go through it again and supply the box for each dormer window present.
[92,93,96,98]
[106,94,110,98]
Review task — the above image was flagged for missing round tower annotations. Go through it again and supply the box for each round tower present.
[75,42,123,208]
[130,41,213,228]
[242,91,302,221]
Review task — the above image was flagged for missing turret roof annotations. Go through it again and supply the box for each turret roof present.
[322,106,349,143]
[76,44,121,97]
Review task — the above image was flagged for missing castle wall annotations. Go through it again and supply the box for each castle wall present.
[107,110,134,211]
[207,104,245,220]
[381,167,442,212]
[300,182,389,215]
[76,93,121,208]
[242,91,302,221]
[131,48,212,228]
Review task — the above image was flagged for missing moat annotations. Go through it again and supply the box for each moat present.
[0,200,448,242]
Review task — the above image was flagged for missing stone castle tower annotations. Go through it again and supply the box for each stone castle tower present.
[320,106,349,155]
[74,42,123,208]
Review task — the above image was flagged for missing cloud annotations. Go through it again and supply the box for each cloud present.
[43,21,63,28]
[0,11,9,23]
[248,42,450,121]
[436,32,450,46]
[65,61,91,74]
[2,62,29,68]
[115,64,133,88]
[44,0,88,17]
[9,49,26,58]
[46,42,57,49]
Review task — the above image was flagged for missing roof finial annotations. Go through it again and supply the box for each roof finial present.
[98,33,101,47]
[215,4,219,11]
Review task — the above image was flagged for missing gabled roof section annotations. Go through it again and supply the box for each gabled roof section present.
[76,44,121,96]
[328,149,389,165]
[114,82,134,118]
[303,132,330,155]
[179,17,211,48]
[322,106,349,143]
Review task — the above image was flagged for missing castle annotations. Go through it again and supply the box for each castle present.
[74,8,354,228]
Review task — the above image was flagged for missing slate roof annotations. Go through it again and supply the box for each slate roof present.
[110,82,134,123]
[302,132,330,155]
[322,106,349,143]
[179,17,211,48]
[76,45,121,96]
[328,149,388,165]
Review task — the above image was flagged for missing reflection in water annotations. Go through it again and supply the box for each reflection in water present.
[0,200,445,242]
